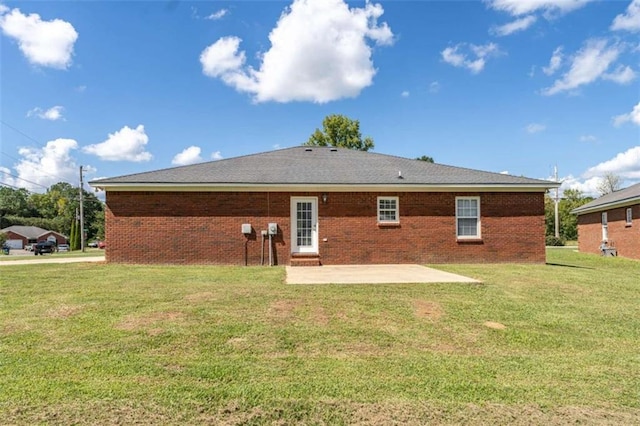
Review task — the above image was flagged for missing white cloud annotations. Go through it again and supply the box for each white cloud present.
[487,0,593,17]
[559,174,603,197]
[542,46,563,75]
[611,0,640,32]
[491,15,537,36]
[206,9,228,20]
[541,38,632,95]
[401,90,409,98]
[428,81,440,93]
[579,135,597,142]
[0,166,17,188]
[0,7,78,69]
[12,138,79,192]
[613,101,640,126]
[200,0,394,103]
[200,36,247,78]
[526,123,546,133]
[172,146,203,166]
[584,146,640,180]
[26,105,64,121]
[603,65,636,84]
[211,151,223,160]
[82,125,152,162]
[441,42,500,74]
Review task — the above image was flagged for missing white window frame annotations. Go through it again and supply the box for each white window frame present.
[602,212,608,241]
[456,196,481,239]
[626,208,633,226]
[377,196,399,223]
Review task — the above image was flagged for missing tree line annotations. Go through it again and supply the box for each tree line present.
[0,183,104,244]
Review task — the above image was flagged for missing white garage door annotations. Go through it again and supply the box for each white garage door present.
[6,239,23,249]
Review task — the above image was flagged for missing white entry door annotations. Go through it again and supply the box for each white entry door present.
[291,197,318,254]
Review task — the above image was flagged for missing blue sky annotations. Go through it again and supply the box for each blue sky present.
[1,0,639,196]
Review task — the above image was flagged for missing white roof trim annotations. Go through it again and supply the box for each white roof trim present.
[572,197,640,215]
[91,182,557,193]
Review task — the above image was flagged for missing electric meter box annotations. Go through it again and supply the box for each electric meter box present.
[268,223,278,235]
[241,224,252,234]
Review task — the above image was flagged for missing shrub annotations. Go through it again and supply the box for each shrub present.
[546,236,566,246]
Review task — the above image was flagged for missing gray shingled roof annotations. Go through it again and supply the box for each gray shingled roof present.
[572,183,640,215]
[90,146,557,189]
[0,225,66,239]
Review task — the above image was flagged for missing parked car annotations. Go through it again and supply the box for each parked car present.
[25,243,34,251]
[88,241,98,248]
[34,241,56,255]
[98,241,106,249]
[58,244,70,252]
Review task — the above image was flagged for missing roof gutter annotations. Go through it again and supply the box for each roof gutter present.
[572,196,640,215]
[89,182,559,193]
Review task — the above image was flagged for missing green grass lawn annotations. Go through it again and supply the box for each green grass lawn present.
[1,249,638,424]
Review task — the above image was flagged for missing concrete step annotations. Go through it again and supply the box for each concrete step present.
[290,254,321,267]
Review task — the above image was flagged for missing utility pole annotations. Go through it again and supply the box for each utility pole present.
[554,165,560,239]
[79,166,85,252]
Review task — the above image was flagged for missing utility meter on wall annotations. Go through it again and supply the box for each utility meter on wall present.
[268,223,278,235]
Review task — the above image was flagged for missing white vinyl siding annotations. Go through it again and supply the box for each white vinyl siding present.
[377,197,399,223]
[456,197,480,239]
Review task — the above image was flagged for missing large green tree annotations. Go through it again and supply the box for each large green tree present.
[545,189,593,241]
[305,114,374,151]
[0,183,104,241]
[0,187,31,218]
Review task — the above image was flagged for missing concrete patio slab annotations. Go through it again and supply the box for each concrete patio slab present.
[286,264,480,284]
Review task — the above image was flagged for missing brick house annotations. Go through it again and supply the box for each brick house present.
[572,183,640,260]
[1,225,67,249]
[89,147,558,266]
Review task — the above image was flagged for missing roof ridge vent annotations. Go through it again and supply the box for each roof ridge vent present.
[330,148,338,152]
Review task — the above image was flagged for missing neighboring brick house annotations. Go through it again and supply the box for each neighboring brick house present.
[572,183,640,260]
[89,147,558,266]
[1,225,67,249]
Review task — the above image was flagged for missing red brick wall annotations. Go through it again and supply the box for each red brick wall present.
[4,232,27,247]
[577,204,640,260]
[3,231,66,246]
[105,191,547,265]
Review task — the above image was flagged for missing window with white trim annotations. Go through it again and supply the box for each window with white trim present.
[626,208,633,225]
[456,196,480,238]
[377,196,399,223]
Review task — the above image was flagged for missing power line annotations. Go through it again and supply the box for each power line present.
[1,120,85,186]
[1,119,47,149]
[0,182,25,190]
[0,169,49,190]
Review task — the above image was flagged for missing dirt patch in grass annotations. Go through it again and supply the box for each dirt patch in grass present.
[268,299,299,321]
[414,300,443,320]
[116,311,185,333]
[184,292,215,303]
[310,305,329,326]
[226,337,248,349]
[47,304,83,319]
[484,321,506,330]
